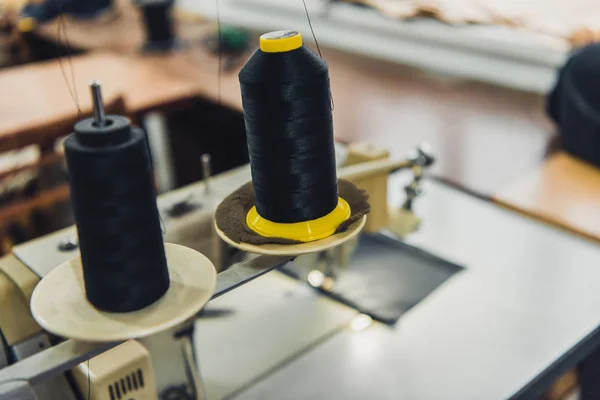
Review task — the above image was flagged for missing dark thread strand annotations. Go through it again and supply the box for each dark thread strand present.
[64,120,169,313]
[239,44,338,223]
[56,0,82,118]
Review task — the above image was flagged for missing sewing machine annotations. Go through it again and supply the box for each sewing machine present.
[0,140,432,400]
[4,138,600,399]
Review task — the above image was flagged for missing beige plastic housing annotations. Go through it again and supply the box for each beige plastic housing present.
[344,141,390,233]
[72,340,157,400]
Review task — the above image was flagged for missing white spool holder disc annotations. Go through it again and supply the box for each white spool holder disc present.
[30,243,217,342]
[215,215,366,256]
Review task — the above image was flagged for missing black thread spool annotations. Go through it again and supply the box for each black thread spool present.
[135,0,177,53]
[64,106,169,313]
[239,31,348,242]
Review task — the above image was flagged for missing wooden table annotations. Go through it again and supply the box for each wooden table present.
[0,52,127,152]
[10,0,554,196]
[494,152,600,244]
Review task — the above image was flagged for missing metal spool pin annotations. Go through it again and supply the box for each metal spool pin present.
[90,80,107,127]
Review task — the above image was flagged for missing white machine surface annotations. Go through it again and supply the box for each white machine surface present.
[178,0,567,93]
[5,165,600,399]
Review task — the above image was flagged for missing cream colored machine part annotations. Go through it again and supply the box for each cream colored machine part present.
[0,255,41,346]
[344,141,390,233]
[0,258,76,399]
[0,254,39,305]
[30,243,217,342]
[388,206,422,237]
[72,340,157,400]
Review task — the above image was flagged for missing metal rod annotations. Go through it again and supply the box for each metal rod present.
[0,340,119,386]
[89,80,106,126]
[201,154,212,195]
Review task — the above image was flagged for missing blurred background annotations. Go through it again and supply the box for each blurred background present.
[2,0,598,254]
[1,1,600,399]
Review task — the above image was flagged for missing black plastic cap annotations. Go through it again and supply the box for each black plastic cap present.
[74,115,132,147]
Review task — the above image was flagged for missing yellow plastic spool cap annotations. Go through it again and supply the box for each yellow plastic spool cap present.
[246,197,351,242]
[17,17,37,33]
[259,30,302,53]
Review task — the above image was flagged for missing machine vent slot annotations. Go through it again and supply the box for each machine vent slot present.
[114,381,121,399]
[121,378,127,394]
[127,375,132,391]
[132,371,138,389]
[137,369,144,388]
[108,384,116,400]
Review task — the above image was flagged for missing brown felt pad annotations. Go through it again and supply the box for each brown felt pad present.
[215,179,371,245]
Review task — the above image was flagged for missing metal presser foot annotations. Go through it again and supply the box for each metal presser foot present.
[389,143,435,238]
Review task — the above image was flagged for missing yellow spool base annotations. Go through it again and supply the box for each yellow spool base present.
[246,197,351,242]
[215,215,366,256]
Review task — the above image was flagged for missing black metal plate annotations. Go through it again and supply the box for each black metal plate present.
[280,233,464,324]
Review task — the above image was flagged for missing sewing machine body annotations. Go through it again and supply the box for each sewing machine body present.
[4,142,595,400]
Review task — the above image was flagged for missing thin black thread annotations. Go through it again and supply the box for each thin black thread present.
[216,0,222,104]
[87,360,91,400]
[301,0,334,109]
[56,1,82,118]
[302,0,322,58]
